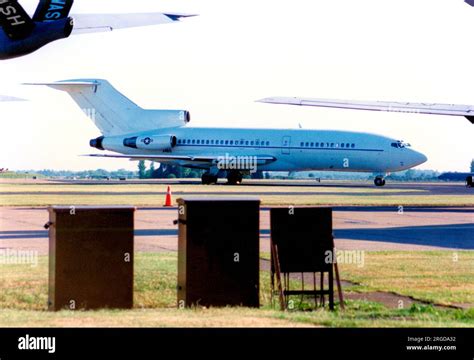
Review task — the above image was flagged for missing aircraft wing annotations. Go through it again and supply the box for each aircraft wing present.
[258,97,474,124]
[33,0,74,22]
[71,13,196,34]
[86,153,276,166]
[0,0,35,40]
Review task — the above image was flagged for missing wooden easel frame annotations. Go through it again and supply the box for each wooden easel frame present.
[270,236,344,311]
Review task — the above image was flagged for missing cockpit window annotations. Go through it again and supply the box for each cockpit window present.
[391,140,411,148]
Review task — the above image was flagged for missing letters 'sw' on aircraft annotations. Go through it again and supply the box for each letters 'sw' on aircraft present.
[30,80,473,186]
[0,0,195,60]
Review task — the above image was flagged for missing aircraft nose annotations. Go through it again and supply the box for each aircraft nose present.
[410,149,428,167]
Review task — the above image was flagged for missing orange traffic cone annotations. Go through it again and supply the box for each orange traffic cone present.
[164,186,173,207]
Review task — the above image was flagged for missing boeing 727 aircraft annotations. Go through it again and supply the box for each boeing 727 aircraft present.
[31,79,474,186]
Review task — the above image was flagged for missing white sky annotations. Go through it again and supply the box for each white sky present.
[0,0,473,172]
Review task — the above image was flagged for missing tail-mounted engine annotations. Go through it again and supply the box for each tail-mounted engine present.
[123,135,177,151]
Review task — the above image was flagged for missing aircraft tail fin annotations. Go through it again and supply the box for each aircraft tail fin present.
[26,79,191,135]
[27,79,142,136]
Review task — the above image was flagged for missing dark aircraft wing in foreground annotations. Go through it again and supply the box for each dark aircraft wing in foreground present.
[0,0,195,59]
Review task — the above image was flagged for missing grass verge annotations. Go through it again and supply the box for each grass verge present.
[0,252,473,327]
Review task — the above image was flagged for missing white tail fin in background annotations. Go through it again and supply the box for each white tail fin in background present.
[27,79,190,136]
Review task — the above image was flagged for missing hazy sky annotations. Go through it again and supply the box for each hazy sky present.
[1,0,473,172]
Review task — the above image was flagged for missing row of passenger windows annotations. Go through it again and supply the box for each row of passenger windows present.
[175,138,356,148]
[177,139,271,146]
[300,142,356,149]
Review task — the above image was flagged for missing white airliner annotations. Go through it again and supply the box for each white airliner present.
[30,79,472,186]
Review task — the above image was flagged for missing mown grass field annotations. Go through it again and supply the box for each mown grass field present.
[0,252,473,327]
[339,251,474,307]
[1,180,472,206]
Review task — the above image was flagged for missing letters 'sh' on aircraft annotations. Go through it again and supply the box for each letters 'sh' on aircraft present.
[29,80,473,187]
[0,0,195,60]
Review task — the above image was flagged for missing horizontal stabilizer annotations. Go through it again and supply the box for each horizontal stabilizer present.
[25,80,99,89]
[258,97,474,124]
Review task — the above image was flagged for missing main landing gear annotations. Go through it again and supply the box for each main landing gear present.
[201,170,244,185]
[374,176,386,187]
[201,172,218,185]
[226,170,243,185]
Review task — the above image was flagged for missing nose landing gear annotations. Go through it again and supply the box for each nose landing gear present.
[374,176,386,187]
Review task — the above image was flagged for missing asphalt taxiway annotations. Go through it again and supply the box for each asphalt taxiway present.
[1,206,472,255]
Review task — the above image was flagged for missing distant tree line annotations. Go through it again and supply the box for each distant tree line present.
[272,169,442,181]
[8,159,473,181]
[20,169,138,179]
[386,169,441,181]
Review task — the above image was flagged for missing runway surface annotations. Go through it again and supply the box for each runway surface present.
[51,178,471,196]
[1,206,472,255]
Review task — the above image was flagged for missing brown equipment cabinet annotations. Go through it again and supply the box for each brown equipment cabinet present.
[177,198,260,308]
[47,206,135,311]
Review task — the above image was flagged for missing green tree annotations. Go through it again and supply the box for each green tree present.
[152,163,167,178]
[188,170,199,178]
[470,159,474,173]
[150,163,182,179]
[147,162,155,178]
[138,161,147,179]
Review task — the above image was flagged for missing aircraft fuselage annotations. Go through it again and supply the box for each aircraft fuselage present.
[96,126,427,173]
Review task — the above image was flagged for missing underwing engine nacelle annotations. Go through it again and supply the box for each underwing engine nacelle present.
[123,135,177,151]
